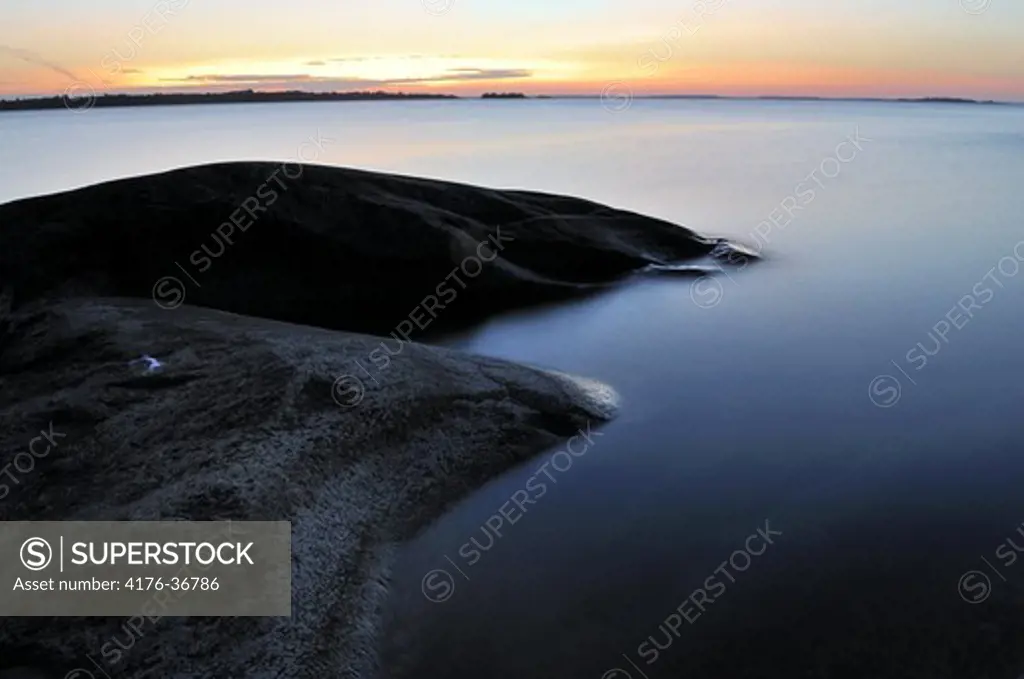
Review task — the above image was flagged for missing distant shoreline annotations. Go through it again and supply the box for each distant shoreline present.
[0,90,457,112]
[0,89,1016,112]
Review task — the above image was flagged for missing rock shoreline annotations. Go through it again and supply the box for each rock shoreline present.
[0,297,616,678]
[0,164,742,678]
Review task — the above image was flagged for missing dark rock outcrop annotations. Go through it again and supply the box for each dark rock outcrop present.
[0,162,725,337]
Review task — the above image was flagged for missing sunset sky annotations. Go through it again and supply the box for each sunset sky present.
[1,0,1022,101]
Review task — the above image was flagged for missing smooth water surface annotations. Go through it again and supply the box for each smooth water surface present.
[3,99,1024,678]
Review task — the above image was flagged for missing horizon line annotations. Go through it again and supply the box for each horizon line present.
[1,89,1021,108]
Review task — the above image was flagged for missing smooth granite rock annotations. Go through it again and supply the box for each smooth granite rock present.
[0,162,731,336]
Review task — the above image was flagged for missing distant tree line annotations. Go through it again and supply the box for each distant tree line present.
[481,92,527,99]
[0,89,460,112]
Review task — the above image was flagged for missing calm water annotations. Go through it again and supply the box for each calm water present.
[3,100,1024,678]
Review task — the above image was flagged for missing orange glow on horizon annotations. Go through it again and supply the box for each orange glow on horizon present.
[2,50,1023,102]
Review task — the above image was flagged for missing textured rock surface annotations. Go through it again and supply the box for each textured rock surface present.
[0,297,615,678]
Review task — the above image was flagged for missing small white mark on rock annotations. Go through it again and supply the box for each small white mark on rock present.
[129,355,163,373]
